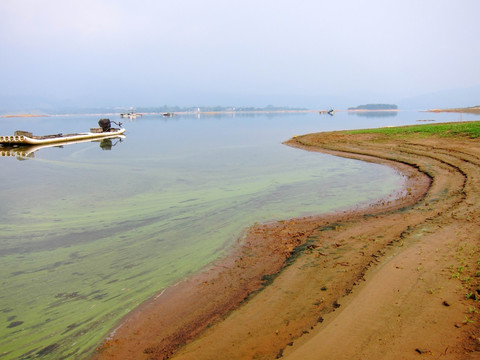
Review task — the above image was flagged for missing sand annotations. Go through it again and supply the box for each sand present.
[93,128,480,360]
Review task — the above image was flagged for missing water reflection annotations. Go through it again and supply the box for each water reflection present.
[0,136,125,160]
[348,111,398,118]
[154,110,314,120]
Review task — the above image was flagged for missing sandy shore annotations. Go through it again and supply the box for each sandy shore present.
[93,128,480,360]
[429,106,480,114]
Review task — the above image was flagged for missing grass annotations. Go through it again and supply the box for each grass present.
[345,121,480,138]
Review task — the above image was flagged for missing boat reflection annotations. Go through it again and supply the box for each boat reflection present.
[0,135,125,160]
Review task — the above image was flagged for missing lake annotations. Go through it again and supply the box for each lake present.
[0,110,477,359]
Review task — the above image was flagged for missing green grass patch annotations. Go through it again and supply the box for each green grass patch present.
[345,121,480,138]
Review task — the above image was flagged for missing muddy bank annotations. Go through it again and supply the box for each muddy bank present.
[93,129,480,360]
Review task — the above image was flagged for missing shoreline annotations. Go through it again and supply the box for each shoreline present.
[93,168,428,359]
[0,114,49,118]
[428,106,480,114]
[91,124,480,359]
[279,131,480,359]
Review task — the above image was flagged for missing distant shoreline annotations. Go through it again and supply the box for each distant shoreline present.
[428,105,480,114]
[165,109,319,115]
[2,105,479,118]
[1,114,49,118]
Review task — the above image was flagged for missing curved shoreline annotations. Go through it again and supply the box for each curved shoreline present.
[93,129,480,359]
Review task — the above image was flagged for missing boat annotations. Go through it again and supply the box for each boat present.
[120,112,142,119]
[319,109,335,116]
[1,135,125,160]
[0,119,125,146]
[120,108,142,119]
[162,112,175,117]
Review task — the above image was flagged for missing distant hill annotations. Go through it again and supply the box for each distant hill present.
[348,104,398,110]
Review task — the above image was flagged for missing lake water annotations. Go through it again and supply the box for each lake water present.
[0,110,477,359]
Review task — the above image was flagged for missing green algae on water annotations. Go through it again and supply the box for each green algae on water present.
[0,125,405,359]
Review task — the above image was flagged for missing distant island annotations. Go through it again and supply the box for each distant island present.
[348,104,398,111]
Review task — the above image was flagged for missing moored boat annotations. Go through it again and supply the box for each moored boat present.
[0,119,125,146]
[319,109,335,115]
[120,108,142,119]
[0,135,125,159]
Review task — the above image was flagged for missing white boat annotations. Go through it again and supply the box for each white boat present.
[1,135,126,159]
[0,119,125,146]
[120,109,142,119]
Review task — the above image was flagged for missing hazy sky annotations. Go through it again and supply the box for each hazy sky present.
[1,0,479,108]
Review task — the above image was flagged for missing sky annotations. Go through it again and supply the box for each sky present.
[1,0,479,110]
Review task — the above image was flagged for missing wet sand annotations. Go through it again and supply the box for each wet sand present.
[93,127,480,360]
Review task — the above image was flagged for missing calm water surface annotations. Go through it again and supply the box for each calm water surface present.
[0,110,477,359]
